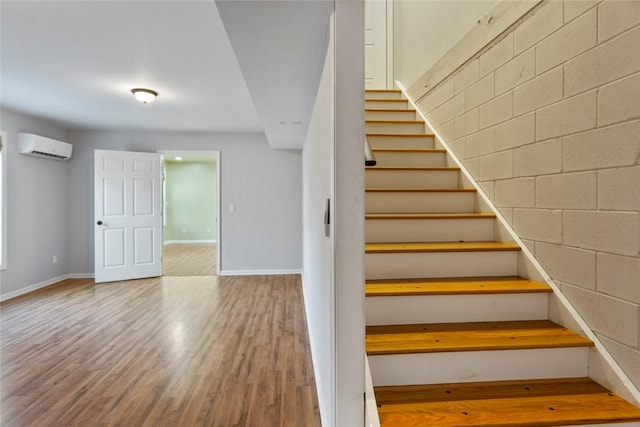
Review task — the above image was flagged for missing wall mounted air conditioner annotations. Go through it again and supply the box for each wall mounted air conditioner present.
[17,133,73,160]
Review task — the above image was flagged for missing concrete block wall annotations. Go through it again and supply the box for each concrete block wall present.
[412,0,640,389]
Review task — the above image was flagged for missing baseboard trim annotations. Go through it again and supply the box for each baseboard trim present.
[218,269,302,276]
[0,273,93,302]
[163,240,217,245]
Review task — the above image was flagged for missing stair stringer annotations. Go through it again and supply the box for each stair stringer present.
[395,80,640,407]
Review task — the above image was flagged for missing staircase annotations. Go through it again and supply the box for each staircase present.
[364,89,640,426]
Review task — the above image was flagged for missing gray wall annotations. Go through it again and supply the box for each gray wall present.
[67,130,302,275]
[0,108,70,297]
[0,112,303,299]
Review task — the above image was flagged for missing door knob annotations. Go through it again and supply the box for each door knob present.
[97,220,103,225]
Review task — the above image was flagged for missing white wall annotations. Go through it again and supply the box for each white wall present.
[67,130,302,276]
[302,20,334,425]
[302,2,366,426]
[394,0,499,88]
[0,108,70,298]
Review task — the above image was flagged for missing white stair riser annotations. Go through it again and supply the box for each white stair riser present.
[365,192,476,213]
[365,100,409,109]
[365,170,460,189]
[368,347,589,386]
[372,151,446,167]
[365,110,416,121]
[365,218,495,242]
[365,91,402,100]
[367,135,434,149]
[366,294,549,325]
[365,251,519,280]
[366,122,425,134]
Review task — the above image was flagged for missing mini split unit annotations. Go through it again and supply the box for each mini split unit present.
[17,133,73,160]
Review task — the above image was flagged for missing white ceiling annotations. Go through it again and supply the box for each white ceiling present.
[0,1,332,149]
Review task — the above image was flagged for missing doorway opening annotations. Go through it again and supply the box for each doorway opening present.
[160,150,220,276]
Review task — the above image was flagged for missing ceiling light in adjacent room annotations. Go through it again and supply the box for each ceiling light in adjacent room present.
[131,88,158,104]
[175,157,183,161]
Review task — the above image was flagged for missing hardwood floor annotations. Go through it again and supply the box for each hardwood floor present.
[163,243,217,276]
[0,275,320,426]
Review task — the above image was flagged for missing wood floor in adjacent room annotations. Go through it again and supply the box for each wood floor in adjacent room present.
[0,275,320,427]
[163,243,217,276]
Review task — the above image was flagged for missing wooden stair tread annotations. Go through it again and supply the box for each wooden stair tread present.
[366,276,551,296]
[366,108,416,112]
[366,120,424,124]
[374,378,640,427]
[365,166,460,171]
[365,241,521,254]
[365,187,476,193]
[366,320,593,355]
[371,148,446,153]
[366,89,402,93]
[365,98,408,102]
[367,133,434,137]
[365,213,495,220]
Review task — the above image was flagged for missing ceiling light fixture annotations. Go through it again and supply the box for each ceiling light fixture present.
[175,156,183,161]
[131,88,158,104]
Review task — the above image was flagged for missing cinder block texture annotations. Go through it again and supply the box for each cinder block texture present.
[564,211,640,256]
[565,25,640,97]
[536,8,597,74]
[598,72,640,126]
[562,284,639,347]
[536,172,597,209]
[495,178,535,208]
[536,91,597,141]
[515,0,563,54]
[598,166,640,211]
[565,0,599,23]
[515,139,562,177]
[599,0,640,42]
[514,67,563,115]
[513,208,562,243]
[563,121,640,171]
[495,48,535,94]
[494,113,535,151]
[536,242,596,289]
[479,33,513,76]
[454,59,480,94]
[414,0,640,385]
[597,253,640,304]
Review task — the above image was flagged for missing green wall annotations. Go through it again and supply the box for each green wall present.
[163,161,217,242]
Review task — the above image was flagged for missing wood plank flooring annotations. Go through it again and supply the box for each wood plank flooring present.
[0,275,320,426]
[162,243,217,276]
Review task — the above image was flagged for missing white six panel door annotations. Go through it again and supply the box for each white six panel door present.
[94,150,162,283]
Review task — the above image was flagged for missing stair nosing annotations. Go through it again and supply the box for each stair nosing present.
[366,133,434,137]
[366,320,594,355]
[365,187,476,192]
[365,241,521,254]
[365,166,460,171]
[371,148,446,153]
[365,213,495,220]
[365,276,552,296]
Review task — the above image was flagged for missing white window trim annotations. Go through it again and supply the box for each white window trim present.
[0,130,6,270]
